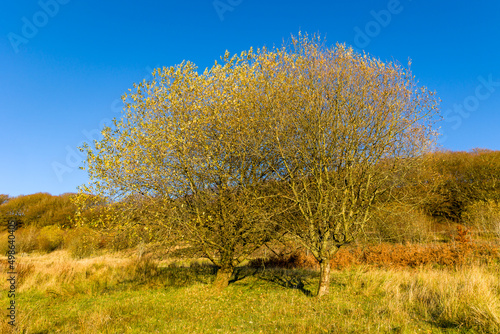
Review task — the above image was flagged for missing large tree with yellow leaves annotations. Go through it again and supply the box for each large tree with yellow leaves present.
[78,33,440,294]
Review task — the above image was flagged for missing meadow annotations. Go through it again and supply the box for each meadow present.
[2,232,500,334]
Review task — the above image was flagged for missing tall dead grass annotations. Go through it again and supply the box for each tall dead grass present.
[379,266,500,332]
[0,251,136,296]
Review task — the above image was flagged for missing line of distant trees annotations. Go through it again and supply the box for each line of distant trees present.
[0,192,76,228]
[423,149,500,222]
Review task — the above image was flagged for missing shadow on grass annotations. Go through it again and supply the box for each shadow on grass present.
[229,267,259,284]
[131,256,320,297]
[145,262,317,297]
[252,267,317,297]
[125,262,219,288]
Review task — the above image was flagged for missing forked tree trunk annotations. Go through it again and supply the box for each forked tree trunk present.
[317,259,331,298]
[213,266,234,290]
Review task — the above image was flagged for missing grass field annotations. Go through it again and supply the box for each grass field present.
[2,249,500,334]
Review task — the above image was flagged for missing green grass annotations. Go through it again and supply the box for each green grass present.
[5,278,422,333]
[2,251,500,333]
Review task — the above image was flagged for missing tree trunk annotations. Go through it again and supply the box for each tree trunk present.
[317,259,331,298]
[213,266,234,290]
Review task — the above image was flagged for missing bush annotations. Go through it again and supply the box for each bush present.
[16,226,39,253]
[125,253,160,281]
[367,203,433,243]
[0,227,39,254]
[0,192,76,229]
[422,150,500,222]
[64,228,100,259]
[463,200,500,238]
[109,226,155,251]
[37,226,65,253]
[0,226,66,254]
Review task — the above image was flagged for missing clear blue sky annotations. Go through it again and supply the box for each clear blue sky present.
[1,0,499,197]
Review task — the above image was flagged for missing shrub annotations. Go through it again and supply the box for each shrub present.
[64,228,100,259]
[37,225,65,253]
[16,226,39,253]
[0,227,38,255]
[125,253,160,281]
[0,192,76,229]
[109,225,155,251]
[367,203,433,243]
[463,200,500,238]
[0,232,9,256]
[0,194,8,205]
[423,149,500,222]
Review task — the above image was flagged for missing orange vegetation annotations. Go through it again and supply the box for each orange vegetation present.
[252,226,500,270]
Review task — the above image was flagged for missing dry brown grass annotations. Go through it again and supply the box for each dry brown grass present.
[1,248,500,333]
[380,266,500,332]
[0,250,132,295]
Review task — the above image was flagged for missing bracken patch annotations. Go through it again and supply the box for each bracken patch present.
[252,226,500,270]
